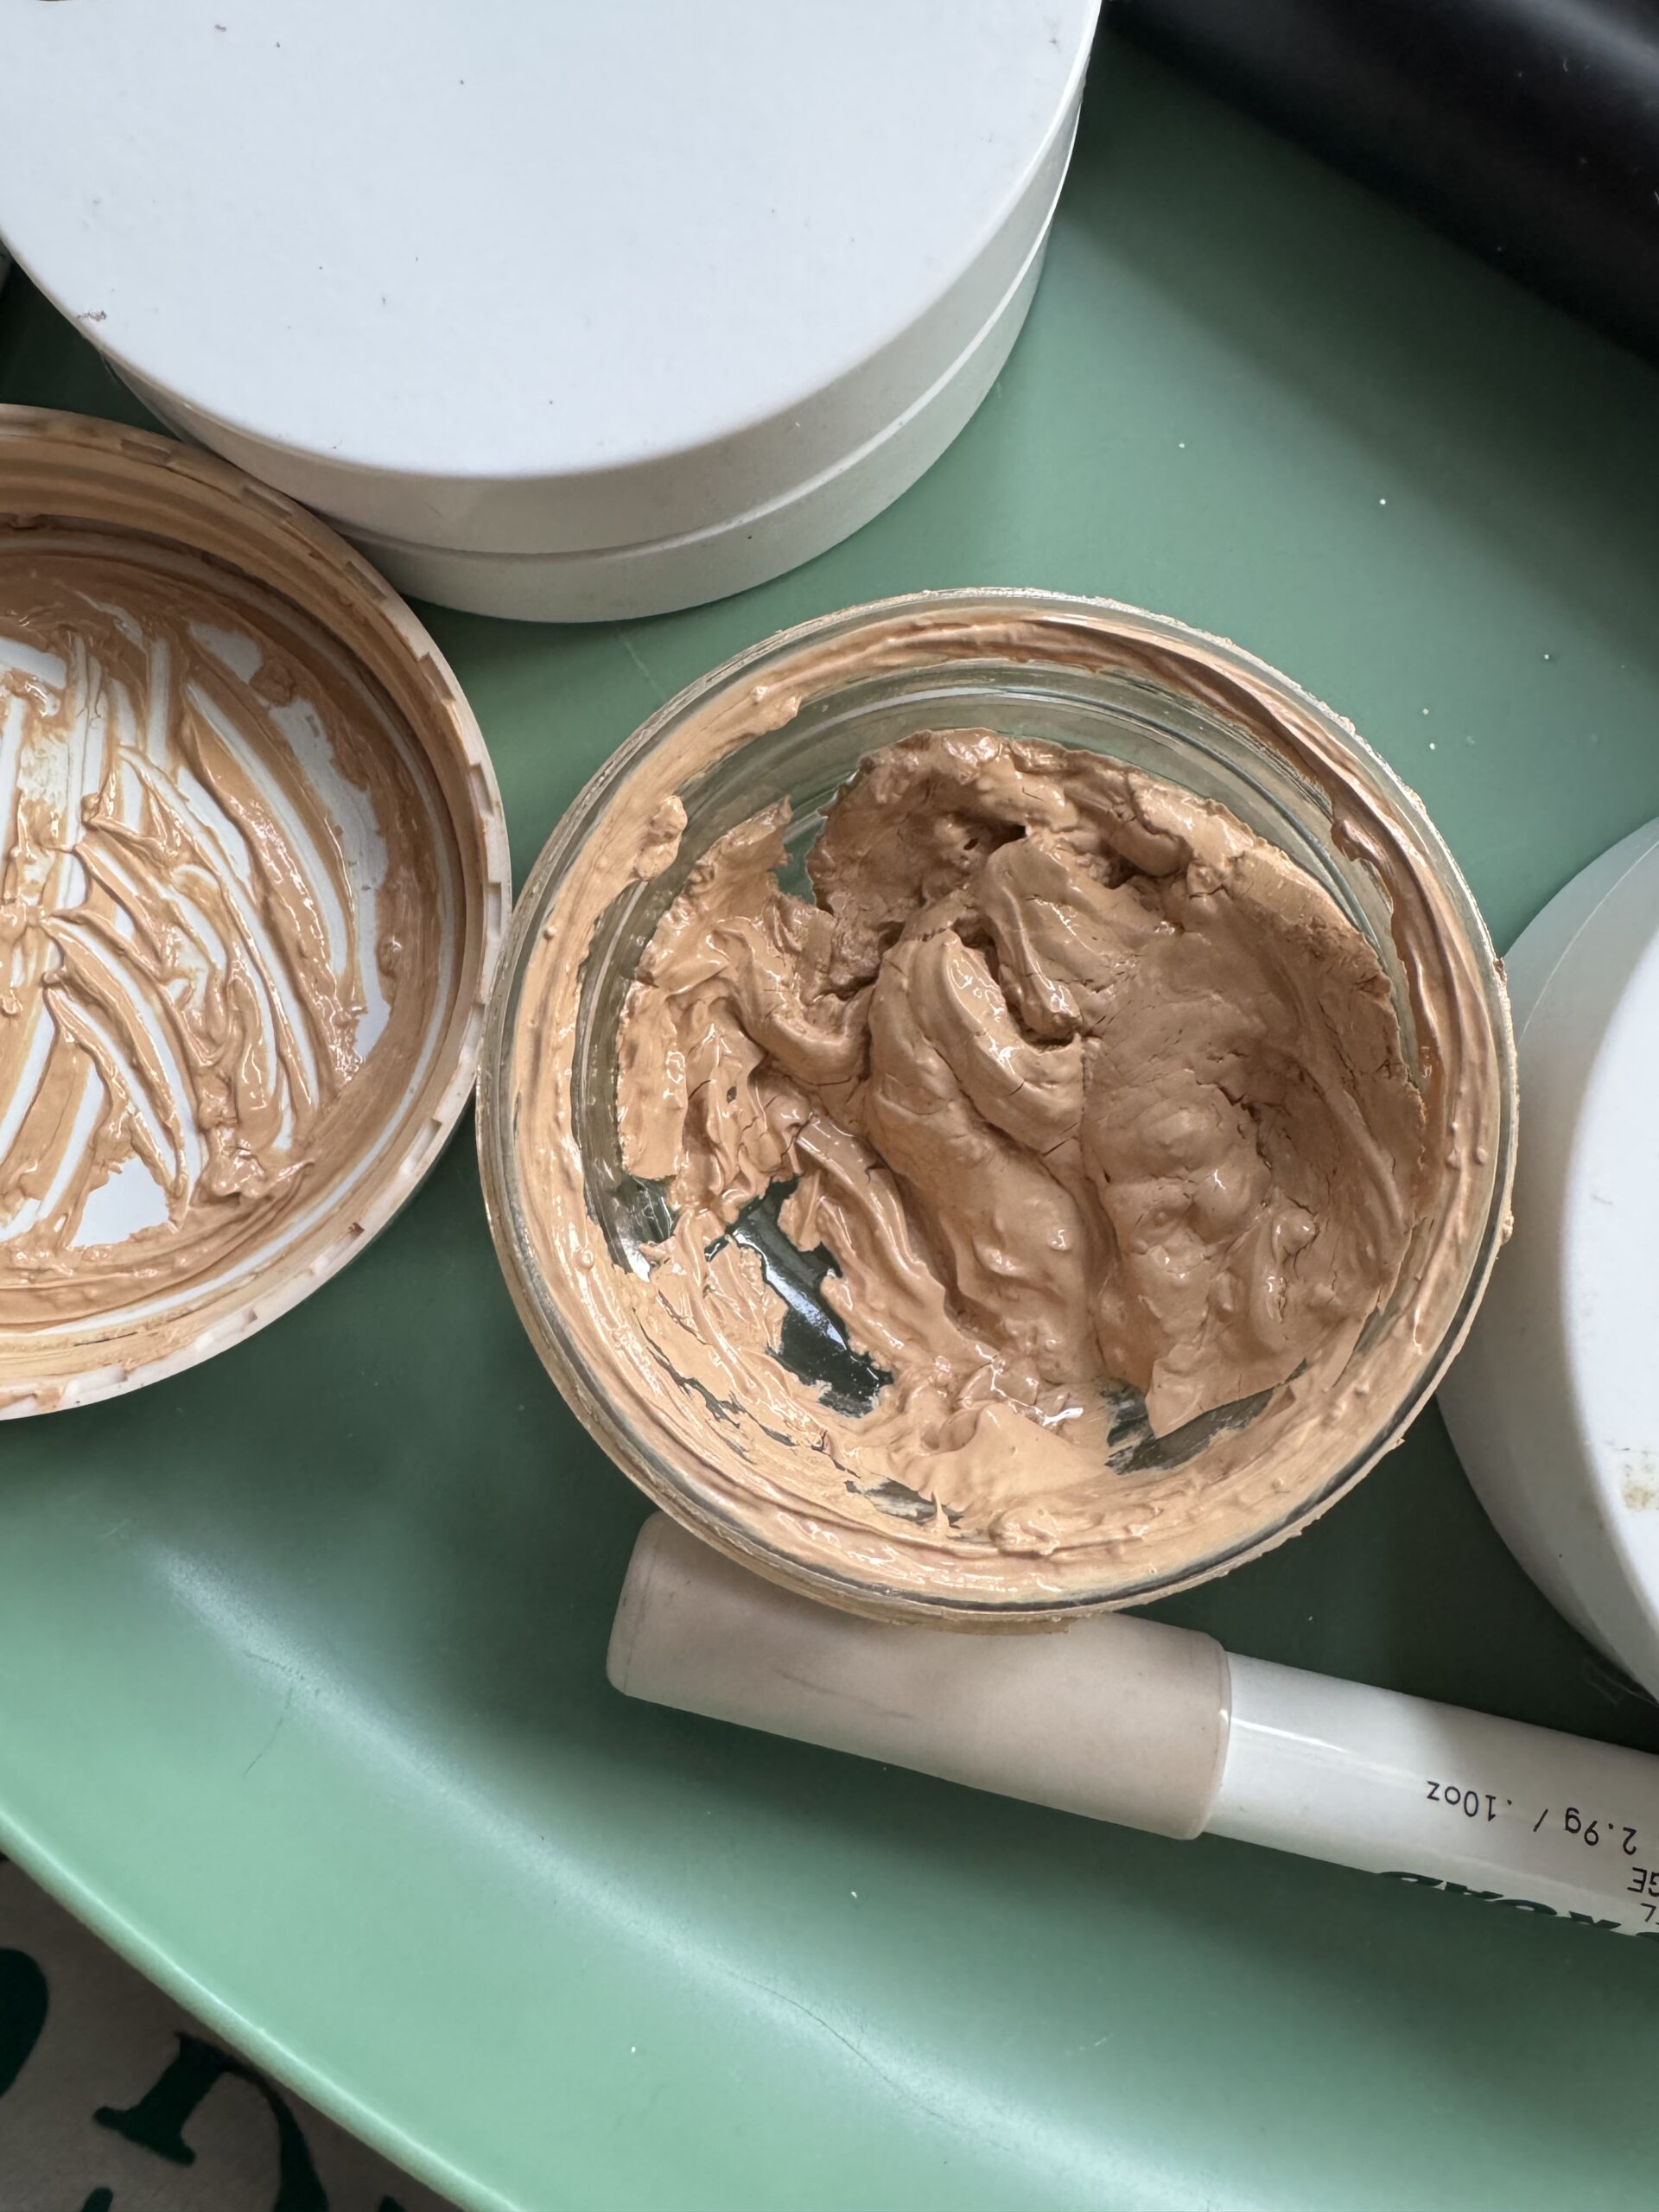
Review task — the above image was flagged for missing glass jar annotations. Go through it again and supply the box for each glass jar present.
[478,591,1516,1623]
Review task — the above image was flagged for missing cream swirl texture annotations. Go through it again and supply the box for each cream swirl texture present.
[0,536,445,1347]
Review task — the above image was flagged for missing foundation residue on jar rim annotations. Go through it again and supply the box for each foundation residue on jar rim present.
[0,530,460,1402]
[505,600,1509,1612]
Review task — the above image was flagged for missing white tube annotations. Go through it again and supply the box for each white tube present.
[1212,1656,1659,1933]
[609,1513,1228,1837]
[613,1516,1659,1938]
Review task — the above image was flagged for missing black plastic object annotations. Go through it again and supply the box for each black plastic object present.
[1114,0,1659,363]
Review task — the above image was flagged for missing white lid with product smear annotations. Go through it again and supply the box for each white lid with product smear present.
[0,408,509,1415]
[1441,819,1659,1701]
[0,0,1098,619]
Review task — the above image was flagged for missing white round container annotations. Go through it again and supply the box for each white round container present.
[0,1,1098,620]
[1440,823,1659,1700]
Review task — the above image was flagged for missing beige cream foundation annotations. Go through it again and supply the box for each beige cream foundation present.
[0,536,443,1321]
[486,593,1514,1620]
[612,725,1430,1557]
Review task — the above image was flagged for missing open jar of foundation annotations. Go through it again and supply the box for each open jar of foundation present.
[479,591,1515,1624]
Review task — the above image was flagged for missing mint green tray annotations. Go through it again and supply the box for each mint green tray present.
[3,43,1658,2212]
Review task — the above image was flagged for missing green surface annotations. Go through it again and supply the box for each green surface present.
[3,40,1659,2212]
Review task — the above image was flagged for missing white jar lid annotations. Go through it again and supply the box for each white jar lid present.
[0,406,509,1414]
[0,1,1095,599]
[1441,822,1659,1699]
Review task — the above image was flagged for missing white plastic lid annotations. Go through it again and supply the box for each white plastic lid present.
[1440,821,1659,1699]
[0,0,1095,561]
